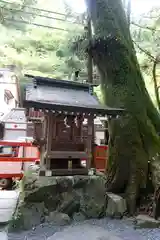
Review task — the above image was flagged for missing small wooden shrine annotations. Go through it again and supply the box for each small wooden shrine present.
[23,74,124,176]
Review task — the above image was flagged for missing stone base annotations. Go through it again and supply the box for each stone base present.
[10,173,128,231]
[10,175,107,231]
[106,193,127,218]
[135,214,160,229]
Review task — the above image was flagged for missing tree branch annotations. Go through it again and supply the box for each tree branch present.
[131,21,158,32]
[153,55,160,111]
[143,15,160,19]
[133,40,156,61]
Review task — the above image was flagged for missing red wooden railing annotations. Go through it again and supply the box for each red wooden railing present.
[0,141,40,179]
[0,140,33,147]
[0,140,108,178]
[94,145,108,172]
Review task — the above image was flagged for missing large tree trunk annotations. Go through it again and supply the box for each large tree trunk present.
[86,0,160,214]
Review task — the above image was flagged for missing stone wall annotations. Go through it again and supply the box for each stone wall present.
[9,173,127,231]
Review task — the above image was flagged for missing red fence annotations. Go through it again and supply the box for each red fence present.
[94,145,108,172]
[0,141,39,179]
[0,140,108,178]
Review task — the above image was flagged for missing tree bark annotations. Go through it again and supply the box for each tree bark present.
[152,55,160,111]
[86,0,160,214]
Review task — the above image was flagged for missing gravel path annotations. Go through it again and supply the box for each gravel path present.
[8,218,160,240]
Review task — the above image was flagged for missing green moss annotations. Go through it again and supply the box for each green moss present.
[8,211,24,232]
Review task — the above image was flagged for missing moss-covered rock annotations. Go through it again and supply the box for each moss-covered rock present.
[9,202,47,231]
[106,193,127,218]
[10,175,108,231]
[79,176,106,218]
[45,211,71,225]
[135,215,160,229]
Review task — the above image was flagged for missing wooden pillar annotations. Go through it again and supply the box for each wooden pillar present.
[78,115,84,141]
[46,113,53,170]
[87,115,94,169]
[40,115,47,168]
[52,114,57,139]
[68,115,75,141]
[92,118,95,168]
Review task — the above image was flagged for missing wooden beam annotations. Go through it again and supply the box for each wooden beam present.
[0,157,38,162]
[45,151,87,159]
[0,173,23,178]
[39,168,88,176]
[0,141,33,147]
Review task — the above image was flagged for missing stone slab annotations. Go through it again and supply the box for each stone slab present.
[0,199,18,209]
[0,190,19,223]
[0,231,7,240]
[136,214,160,228]
[106,192,127,218]
[0,191,19,200]
[0,209,17,223]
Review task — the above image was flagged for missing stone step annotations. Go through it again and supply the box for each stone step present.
[0,209,17,223]
[0,190,19,223]
[0,190,19,199]
[135,214,160,228]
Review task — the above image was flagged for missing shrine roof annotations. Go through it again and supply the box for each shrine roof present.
[25,74,96,90]
[23,75,124,116]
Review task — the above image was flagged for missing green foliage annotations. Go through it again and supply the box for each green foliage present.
[0,0,159,107]
[0,0,87,79]
[131,7,160,106]
[0,0,38,30]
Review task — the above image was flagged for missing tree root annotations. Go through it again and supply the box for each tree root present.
[106,160,129,194]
